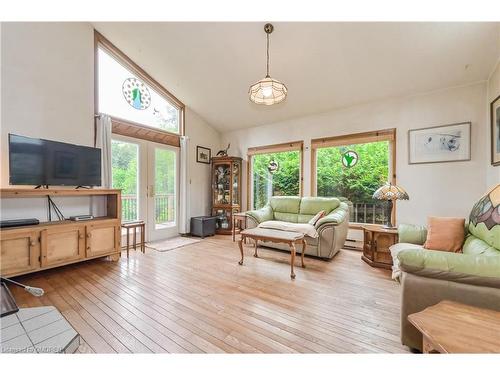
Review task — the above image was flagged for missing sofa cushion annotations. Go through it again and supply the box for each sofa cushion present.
[258,220,318,238]
[274,212,299,223]
[299,197,340,216]
[397,248,500,288]
[270,196,301,214]
[463,235,500,256]
[423,216,465,252]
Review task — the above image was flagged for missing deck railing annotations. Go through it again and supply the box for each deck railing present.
[350,202,387,225]
[121,194,175,223]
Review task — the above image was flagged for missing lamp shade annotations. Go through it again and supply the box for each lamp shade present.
[249,76,287,105]
[372,182,409,201]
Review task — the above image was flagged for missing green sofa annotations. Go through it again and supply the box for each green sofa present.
[245,196,350,259]
[393,185,500,351]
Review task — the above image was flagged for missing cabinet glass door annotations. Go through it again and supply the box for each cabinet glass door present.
[213,163,231,205]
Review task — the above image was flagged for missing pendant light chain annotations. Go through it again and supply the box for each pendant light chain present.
[266,32,270,78]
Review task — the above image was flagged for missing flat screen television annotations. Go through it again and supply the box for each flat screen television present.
[9,134,102,187]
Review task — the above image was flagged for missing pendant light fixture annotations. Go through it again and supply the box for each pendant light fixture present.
[249,23,288,105]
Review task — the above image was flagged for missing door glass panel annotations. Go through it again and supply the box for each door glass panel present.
[111,140,139,222]
[154,148,176,229]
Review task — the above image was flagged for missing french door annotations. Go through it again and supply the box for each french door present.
[111,134,179,241]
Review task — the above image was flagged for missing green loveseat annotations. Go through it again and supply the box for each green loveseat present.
[245,196,350,259]
[393,185,500,351]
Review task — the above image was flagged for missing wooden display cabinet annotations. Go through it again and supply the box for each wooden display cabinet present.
[211,156,242,234]
[0,188,122,277]
[361,224,399,269]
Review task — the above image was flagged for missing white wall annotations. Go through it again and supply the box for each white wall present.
[185,108,222,219]
[223,82,489,225]
[1,22,95,185]
[487,60,500,187]
[1,23,222,224]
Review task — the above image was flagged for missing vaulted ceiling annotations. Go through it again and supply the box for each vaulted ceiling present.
[93,22,500,132]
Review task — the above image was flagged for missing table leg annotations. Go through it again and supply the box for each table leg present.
[126,227,130,258]
[133,227,137,251]
[238,237,244,265]
[254,238,259,257]
[290,242,296,279]
[141,224,145,253]
[301,239,306,268]
[232,217,236,242]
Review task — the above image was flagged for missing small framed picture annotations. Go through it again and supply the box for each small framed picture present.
[408,122,471,165]
[196,146,211,164]
[491,95,500,166]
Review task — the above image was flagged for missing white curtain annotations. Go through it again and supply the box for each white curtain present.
[95,114,112,188]
[179,136,190,234]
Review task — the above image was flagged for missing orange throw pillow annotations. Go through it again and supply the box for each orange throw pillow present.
[423,216,465,253]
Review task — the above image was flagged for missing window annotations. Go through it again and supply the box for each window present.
[95,32,184,138]
[248,142,303,210]
[312,129,396,225]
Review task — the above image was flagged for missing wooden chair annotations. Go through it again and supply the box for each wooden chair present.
[121,221,145,258]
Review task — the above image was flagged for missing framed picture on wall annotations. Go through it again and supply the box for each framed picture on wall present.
[491,95,500,166]
[408,122,471,164]
[196,146,211,164]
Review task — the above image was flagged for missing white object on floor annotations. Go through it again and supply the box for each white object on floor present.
[388,242,424,281]
[0,306,80,353]
[146,236,202,252]
[258,220,318,238]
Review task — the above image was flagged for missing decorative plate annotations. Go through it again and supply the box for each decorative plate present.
[342,151,359,168]
[122,77,151,110]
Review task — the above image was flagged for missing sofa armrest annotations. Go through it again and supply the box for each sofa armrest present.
[315,202,349,229]
[398,249,500,288]
[245,205,273,224]
[398,223,427,245]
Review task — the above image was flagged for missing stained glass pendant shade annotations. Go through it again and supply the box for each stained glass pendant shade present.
[249,24,288,105]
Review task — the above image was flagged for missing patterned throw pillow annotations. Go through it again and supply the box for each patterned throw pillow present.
[468,184,500,249]
[308,210,326,226]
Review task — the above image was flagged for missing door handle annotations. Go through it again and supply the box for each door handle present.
[149,185,155,197]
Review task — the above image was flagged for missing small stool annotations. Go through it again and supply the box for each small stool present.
[121,220,145,258]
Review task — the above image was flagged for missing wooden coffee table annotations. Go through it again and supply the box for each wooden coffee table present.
[408,300,500,353]
[238,227,306,279]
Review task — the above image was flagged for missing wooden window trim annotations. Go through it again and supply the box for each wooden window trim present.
[246,141,304,210]
[310,128,397,225]
[94,30,185,146]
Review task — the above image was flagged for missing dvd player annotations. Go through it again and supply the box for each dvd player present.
[69,215,94,221]
[0,218,40,228]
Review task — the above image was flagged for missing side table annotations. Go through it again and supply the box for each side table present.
[362,224,398,269]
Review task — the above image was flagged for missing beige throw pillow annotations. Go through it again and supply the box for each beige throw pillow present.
[423,216,465,253]
[308,210,326,226]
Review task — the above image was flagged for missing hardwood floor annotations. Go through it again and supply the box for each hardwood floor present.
[9,235,408,353]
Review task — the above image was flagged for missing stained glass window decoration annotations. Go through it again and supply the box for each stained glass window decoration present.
[98,46,181,134]
[122,78,151,110]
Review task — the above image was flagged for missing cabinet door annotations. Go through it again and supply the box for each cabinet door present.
[0,230,40,276]
[373,232,397,265]
[86,223,120,257]
[40,225,85,267]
